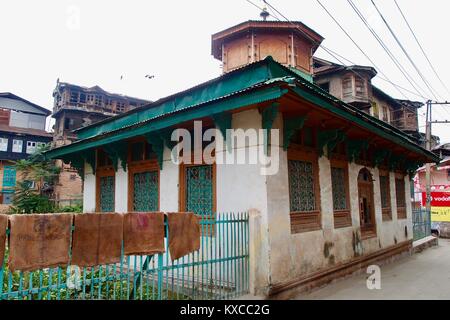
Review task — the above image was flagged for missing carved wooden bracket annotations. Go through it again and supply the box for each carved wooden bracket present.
[212,112,232,152]
[261,102,279,155]
[317,129,346,157]
[389,154,406,171]
[81,149,96,175]
[346,139,369,163]
[62,155,85,181]
[103,142,128,172]
[283,115,307,151]
[373,149,392,168]
[144,133,165,170]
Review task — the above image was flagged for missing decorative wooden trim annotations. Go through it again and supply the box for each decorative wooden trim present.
[282,115,307,151]
[379,169,392,222]
[127,160,160,212]
[346,139,369,163]
[95,163,115,213]
[178,154,217,215]
[395,173,407,220]
[212,112,232,151]
[269,240,412,298]
[373,149,391,168]
[330,158,351,229]
[287,148,322,234]
[317,129,346,157]
[143,133,165,170]
[103,141,128,172]
[357,168,377,237]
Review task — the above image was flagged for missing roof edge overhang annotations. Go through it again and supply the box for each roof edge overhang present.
[289,82,438,163]
[44,83,289,160]
[0,92,51,116]
[314,65,377,79]
[45,57,439,165]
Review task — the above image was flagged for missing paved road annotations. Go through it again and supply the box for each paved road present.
[294,238,450,300]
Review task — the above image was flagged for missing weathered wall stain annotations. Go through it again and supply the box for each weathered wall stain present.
[323,241,334,258]
[352,230,363,257]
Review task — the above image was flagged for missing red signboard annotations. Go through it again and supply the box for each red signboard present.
[422,192,450,207]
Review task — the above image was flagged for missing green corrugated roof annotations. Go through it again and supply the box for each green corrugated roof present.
[45,56,439,163]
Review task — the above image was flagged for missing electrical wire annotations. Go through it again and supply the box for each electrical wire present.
[346,0,429,100]
[245,0,426,119]
[370,0,443,102]
[394,0,450,97]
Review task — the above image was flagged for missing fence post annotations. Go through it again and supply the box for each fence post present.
[248,208,268,296]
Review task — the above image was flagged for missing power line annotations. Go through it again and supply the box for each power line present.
[250,0,426,118]
[346,0,449,120]
[263,0,415,102]
[370,0,443,102]
[346,0,429,100]
[394,0,450,97]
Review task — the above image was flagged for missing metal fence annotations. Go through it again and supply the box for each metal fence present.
[0,212,249,300]
[412,208,431,241]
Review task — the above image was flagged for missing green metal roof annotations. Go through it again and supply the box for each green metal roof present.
[45,57,439,164]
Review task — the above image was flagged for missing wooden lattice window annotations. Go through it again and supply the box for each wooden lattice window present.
[379,171,392,221]
[342,76,353,98]
[395,174,406,219]
[96,149,115,212]
[330,160,351,228]
[288,149,321,234]
[355,76,365,96]
[180,162,216,237]
[128,139,159,212]
[98,175,115,212]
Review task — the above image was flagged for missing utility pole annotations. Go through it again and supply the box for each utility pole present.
[425,100,432,213]
[425,100,450,213]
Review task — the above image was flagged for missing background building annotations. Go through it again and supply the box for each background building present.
[313,57,438,148]
[51,80,151,205]
[52,80,150,146]
[0,93,52,208]
[415,143,450,237]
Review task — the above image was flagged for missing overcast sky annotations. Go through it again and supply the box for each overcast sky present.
[1,0,449,143]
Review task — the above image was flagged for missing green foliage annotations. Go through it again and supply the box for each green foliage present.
[10,144,60,214]
[10,181,55,214]
[58,204,83,213]
[14,144,60,185]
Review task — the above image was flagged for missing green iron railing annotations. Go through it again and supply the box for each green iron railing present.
[412,208,431,241]
[0,211,249,300]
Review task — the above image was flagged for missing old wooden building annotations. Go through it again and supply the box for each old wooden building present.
[46,19,439,297]
[0,93,52,207]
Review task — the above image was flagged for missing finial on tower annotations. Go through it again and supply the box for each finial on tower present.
[260,6,270,21]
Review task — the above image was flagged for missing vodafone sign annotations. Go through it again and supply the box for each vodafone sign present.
[422,192,450,207]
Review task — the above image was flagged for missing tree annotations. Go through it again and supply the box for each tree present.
[10,144,61,214]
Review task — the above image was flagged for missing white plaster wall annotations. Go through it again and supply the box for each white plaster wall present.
[83,162,96,213]
[115,161,128,213]
[263,119,415,286]
[79,107,416,292]
[159,146,179,213]
[217,109,268,214]
[215,109,271,294]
